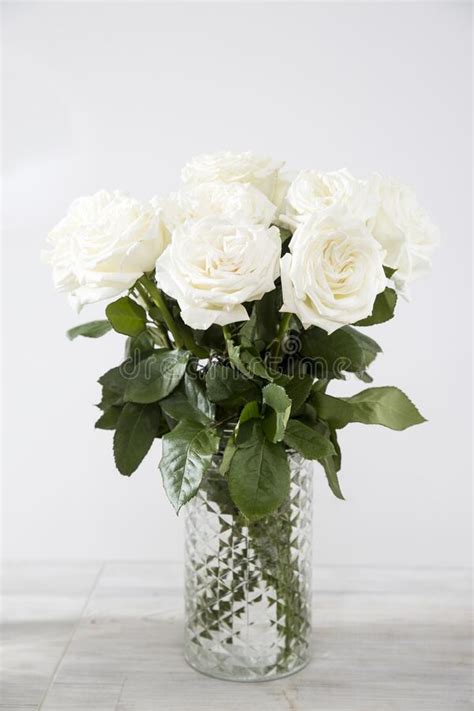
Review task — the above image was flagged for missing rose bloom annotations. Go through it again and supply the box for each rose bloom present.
[160,181,276,234]
[155,217,281,329]
[181,150,284,203]
[281,168,377,229]
[369,175,439,289]
[43,191,168,309]
[280,209,387,333]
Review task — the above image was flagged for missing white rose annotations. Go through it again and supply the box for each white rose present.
[281,168,377,229]
[369,175,439,289]
[181,151,284,202]
[155,218,281,330]
[161,181,276,234]
[280,209,386,333]
[43,190,168,310]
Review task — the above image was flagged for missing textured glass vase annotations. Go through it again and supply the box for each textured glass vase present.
[184,445,313,682]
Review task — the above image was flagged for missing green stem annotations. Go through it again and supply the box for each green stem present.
[134,280,153,310]
[271,312,292,359]
[138,275,184,349]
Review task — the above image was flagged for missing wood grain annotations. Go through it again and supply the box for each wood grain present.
[1,563,471,710]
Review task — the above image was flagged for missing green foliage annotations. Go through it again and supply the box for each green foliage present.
[81,272,426,516]
[113,402,160,476]
[281,374,314,414]
[262,383,291,443]
[193,324,225,351]
[219,435,237,476]
[160,373,215,425]
[319,425,345,500]
[314,386,426,431]
[238,400,260,425]
[125,331,155,360]
[240,289,281,350]
[227,342,274,382]
[228,421,290,521]
[383,266,397,279]
[160,420,220,512]
[283,419,335,459]
[67,320,112,340]
[301,325,381,379]
[355,287,397,326]
[205,362,260,407]
[106,296,147,337]
[124,350,189,404]
[97,366,129,409]
[95,406,122,430]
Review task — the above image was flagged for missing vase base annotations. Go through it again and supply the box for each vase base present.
[184,652,310,683]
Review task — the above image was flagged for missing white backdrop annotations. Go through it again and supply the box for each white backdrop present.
[2,2,472,566]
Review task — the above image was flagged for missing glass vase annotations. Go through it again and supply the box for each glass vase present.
[184,442,313,682]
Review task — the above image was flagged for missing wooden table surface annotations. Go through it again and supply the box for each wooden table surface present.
[1,563,471,710]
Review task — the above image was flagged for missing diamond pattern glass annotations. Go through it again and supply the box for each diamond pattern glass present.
[184,448,313,681]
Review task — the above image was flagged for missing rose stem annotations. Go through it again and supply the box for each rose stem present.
[138,275,184,349]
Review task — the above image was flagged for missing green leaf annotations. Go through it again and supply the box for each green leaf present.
[240,289,281,350]
[160,420,220,512]
[383,265,397,279]
[67,320,112,340]
[355,288,397,327]
[320,425,344,498]
[239,308,259,348]
[312,379,329,393]
[225,339,250,377]
[281,374,314,414]
[156,408,171,438]
[233,400,261,450]
[235,347,275,381]
[97,366,129,408]
[159,386,195,423]
[95,406,122,430]
[321,443,345,499]
[193,324,225,351]
[219,434,237,476]
[160,373,215,425]
[283,419,335,459]
[314,386,426,431]
[124,350,189,404]
[113,402,160,476]
[205,363,260,407]
[299,402,318,426]
[262,383,291,443]
[125,331,155,360]
[224,327,274,381]
[241,350,275,381]
[228,421,290,521]
[106,296,147,337]
[185,373,215,420]
[176,318,210,358]
[356,371,373,384]
[301,325,381,379]
[239,400,260,425]
[321,457,345,499]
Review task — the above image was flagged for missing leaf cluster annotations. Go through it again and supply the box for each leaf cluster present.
[68,269,424,521]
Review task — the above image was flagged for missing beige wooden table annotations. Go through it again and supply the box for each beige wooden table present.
[1,563,471,710]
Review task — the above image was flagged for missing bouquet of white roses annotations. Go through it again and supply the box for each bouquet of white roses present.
[44,151,438,520]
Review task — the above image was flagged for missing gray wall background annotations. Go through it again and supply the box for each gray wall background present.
[2,2,472,566]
